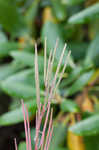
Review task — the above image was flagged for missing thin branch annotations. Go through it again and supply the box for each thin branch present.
[14,138,18,150]
[35,43,40,115]
[53,51,71,95]
[44,37,47,83]
[46,38,59,92]
[35,106,45,150]
[44,39,59,108]
[46,126,53,150]
[40,102,51,149]
[44,49,52,107]
[44,109,53,150]
[22,100,29,150]
[48,43,67,102]
[45,49,52,88]
[25,105,32,150]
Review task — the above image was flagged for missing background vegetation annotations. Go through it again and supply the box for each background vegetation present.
[0,0,99,150]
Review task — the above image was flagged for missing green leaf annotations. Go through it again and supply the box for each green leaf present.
[63,0,84,5]
[68,42,88,61]
[0,31,7,43]
[1,69,44,99]
[84,134,99,150]
[64,70,94,96]
[69,115,99,136]
[0,100,37,125]
[0,0,26,35]
[60,64,92,88]
[11,51,34,67]
[49,123,67,149]
[68,3,99,24]
[41,21,73,64]
[42,21,64,53]
[10,51,44,71]
[60,66,82,88]
[0,61,23,86]
[18,142,26,150]
[61,99,80,113]
[25,0,40,27]
[51,0,67,21]
[85,34,99,67]
[0,42,22,58]
[53,148,68,150]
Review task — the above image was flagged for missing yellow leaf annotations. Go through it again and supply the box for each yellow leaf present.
[67,114,85,150]
[85,0,99,7]
[42,7,56,24]
[82,96,93,112]
[67,131,85,150]
[88,69,99,85]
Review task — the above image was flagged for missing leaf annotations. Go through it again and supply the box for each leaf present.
[69,115,99,136]
[55,148,68,150]
[49,123,67,150]
[11,51,34,67]
[42,7,55,23]
[68,3,99,24]
[60,66,83,88]
[60,64,92,89]
[50,148,68,150]
[42,21,64,52]
[67,131,85,150]
[10,51,44,71]
[41,21,73,64]
[82,96,94,112]
[63,0,84,5]
[18,142,26,150]
[0,42,22,58]
[68,42,88,61]
[51,0,67,21]
[85,34,99,67]
[64,70,94,96]
[61,99,80,113]
[88,69,99,85]
[84,134,99,150]
[1,69,44,99]
[0,31,7,43]
[25,0,40,27]
[67,114,85,150]
[0,61,23,86]
[0,100,37,125]
[0,0,26,35]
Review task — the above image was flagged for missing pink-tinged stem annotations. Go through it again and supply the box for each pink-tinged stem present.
[25,105,32,150]
[44,37,47,83]
[35,108,45,150]
[44,39,58,108]
[44,109,53,150]
[35,43,40,116]
[54,51,71,95]
[14,138,18,150]
[48,43,67,102]
[45,49,52,88]
[22,101,29,150]
[44,54,52,107]
[46,126,53,150]
[48,38,58,85]
[40,102,50,148]
[36,111,38,133]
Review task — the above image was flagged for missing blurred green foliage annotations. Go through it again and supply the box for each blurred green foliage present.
[0,0,99,150]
